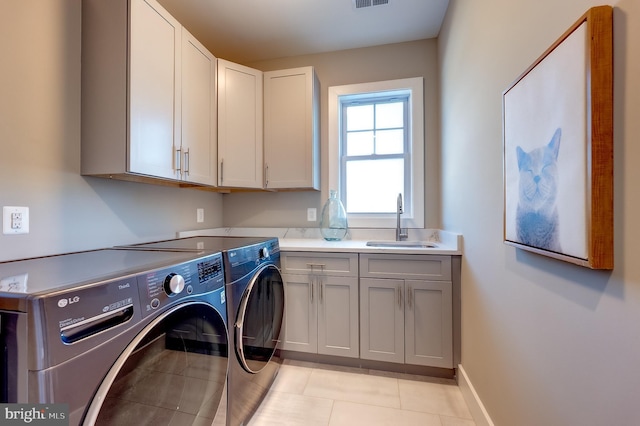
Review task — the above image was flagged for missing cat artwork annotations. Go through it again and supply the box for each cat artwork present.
[515,128,562,252]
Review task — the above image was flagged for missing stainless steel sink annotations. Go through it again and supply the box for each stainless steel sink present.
[365,241,437,248]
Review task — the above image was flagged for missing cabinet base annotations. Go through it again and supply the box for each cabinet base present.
[278,349,455,380]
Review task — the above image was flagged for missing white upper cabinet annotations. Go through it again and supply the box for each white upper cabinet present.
[180,28,217,186]
[81,0,217,187]
[82,0,317,191]
[263,67,320,190]
[129,0,181,180]
[217,59,263,188]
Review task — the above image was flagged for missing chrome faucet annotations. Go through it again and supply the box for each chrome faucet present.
[396,193,408,241]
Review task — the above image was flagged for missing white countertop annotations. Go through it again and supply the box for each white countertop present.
[178,227,462,255]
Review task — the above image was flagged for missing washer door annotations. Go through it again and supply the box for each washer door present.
[83,302,228,425]
[235,264,284,374]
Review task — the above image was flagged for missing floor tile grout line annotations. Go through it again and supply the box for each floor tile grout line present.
[326,398,335,426]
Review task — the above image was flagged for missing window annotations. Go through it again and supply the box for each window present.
[328,78,424,228]
[341,95,409,213]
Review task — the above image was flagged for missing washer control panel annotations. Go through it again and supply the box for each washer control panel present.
[138,253,224,318]
[224,239,280,282]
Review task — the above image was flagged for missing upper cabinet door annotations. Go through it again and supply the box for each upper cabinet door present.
[129,0,181,180]
[181,28,217,186]
[217,59,263,188]
[263,67,320,190]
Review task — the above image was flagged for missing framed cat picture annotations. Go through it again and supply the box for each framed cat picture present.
[503,6,613,270]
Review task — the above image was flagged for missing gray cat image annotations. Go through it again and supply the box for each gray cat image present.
[515,128,562,252]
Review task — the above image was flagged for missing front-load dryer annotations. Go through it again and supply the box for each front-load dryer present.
[0,248,228,426]
[222,238,284,426]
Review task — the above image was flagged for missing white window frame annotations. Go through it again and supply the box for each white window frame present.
[328,77,424,228]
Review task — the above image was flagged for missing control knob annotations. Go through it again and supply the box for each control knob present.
[164,273,185,296]
[259,247,269,259]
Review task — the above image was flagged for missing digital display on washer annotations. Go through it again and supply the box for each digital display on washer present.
[197,257,222,284]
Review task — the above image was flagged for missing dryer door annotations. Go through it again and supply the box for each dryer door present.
[83,302,228,425]
[235,264,284,374]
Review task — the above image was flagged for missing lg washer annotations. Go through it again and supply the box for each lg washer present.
[0,247,228,426]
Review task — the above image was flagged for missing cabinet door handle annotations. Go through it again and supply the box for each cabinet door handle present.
[265,163,269,188]
[320,280,323,304]
[397,285,402,309]
[184,148,190,175]
[408,284,413,310]
[310,279,314,303]
[306,263,326,271]
[175,147,182,174]
[220,159,224,184]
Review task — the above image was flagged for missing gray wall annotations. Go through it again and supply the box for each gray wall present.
[0,0,223,262]
[225,39,441,229]
[439,1,639,425]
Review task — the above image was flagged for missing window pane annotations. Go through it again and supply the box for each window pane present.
[346,131,374,156]
[346,105,373,131]
[375,102,403,129]
[375,129,404,155]
[345,159,404,213]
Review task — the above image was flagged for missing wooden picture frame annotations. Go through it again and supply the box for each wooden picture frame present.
[503,6,613,269]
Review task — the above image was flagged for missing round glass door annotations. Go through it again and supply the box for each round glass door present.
[235,264,284,374]
[86,302,228,426]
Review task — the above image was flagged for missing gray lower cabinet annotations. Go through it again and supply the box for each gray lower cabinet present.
[280,251,454,369]
[360,254,453,368]
[280,252,359,358]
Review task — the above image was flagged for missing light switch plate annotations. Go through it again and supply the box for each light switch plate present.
[3,206,29,234]
[307,208,317,222]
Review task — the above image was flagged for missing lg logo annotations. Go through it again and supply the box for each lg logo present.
[57,296,80,308]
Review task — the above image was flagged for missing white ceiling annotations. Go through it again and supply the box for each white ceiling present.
[157,0,450,64]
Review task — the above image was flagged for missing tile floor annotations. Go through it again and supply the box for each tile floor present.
[248,360,476,426]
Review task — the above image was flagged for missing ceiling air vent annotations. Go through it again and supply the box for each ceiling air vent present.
[353,0,390,10]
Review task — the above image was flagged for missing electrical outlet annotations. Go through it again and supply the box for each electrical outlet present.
[197,208,205,223]
[11,213,23,230]
[3,206,29,235]
[307,208,317,222]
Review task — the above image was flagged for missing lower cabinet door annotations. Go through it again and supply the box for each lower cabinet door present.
[317,276,359,358]
[360,278,404,363]
[405,280,453,368]
[281,273,317,353]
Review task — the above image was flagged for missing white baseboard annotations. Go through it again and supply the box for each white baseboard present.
[457,364,494,426]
